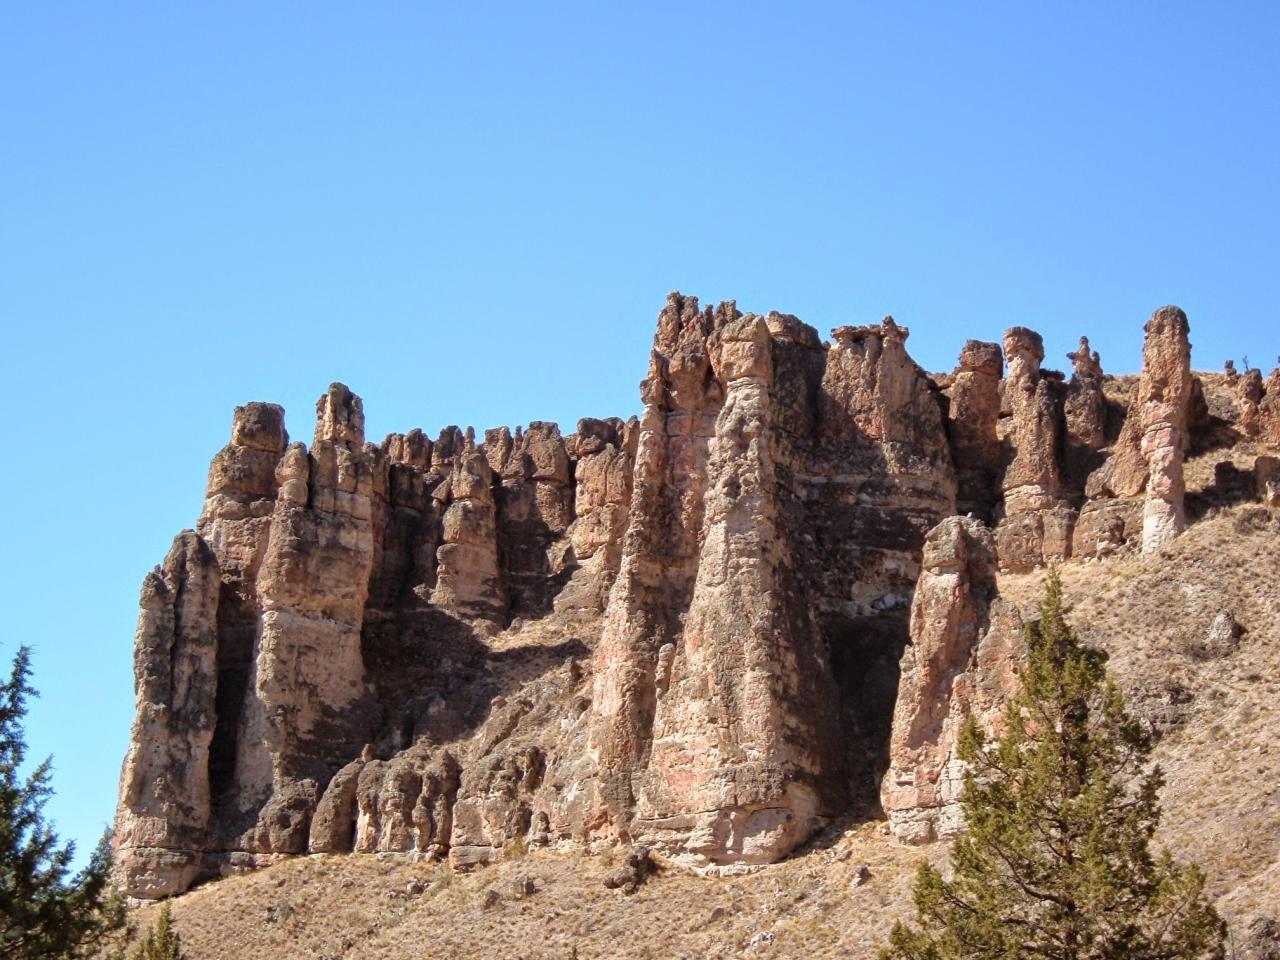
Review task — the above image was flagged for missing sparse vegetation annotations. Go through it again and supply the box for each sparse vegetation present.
[129,904,183,960]
[880,573,1226,959]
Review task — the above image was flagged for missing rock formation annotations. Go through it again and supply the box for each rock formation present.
[592,301,955,868]
[1261,366,1280,443]
[116,293,1225,899]
[1077,306,1193,556]
[1239,368,1265,438]
[947,340,1002,519]
[993,327,1075,570]
[114,533,221,899]
[1063,335,1107,491]
[880,517,1022,843]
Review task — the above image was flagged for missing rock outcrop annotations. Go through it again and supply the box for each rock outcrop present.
[1063,336,1107,491]
[114,533,221,899]
[1078,306,1193,556]
[117,293,1230,899]
[880,517,1023,843]
[993,327,1074,570]
[115,378,637,896]
[1239,369,1265,438]
[592,301,955,868]
[948,340,1002,520]
[1262,367,1280,443]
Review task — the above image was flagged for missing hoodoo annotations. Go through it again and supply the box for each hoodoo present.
[115,294,1273,899]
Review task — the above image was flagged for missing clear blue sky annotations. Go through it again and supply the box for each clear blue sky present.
[2,2,1277,866]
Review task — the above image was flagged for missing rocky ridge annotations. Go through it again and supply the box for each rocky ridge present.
[115,295,1280,912]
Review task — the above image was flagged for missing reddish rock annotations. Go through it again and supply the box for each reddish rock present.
[114,532,221,898]
[1261,367,1280,444]
[994,327,1074,570]
[1239,369,1265,438]
[1063,336,1107,492]
[948,340,1003,519]
[117,293,1223,898]
[592,301,955,868]
[1082,307,1193,555]
[881,516,1023,843]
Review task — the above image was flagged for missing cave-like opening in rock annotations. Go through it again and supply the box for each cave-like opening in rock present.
[824,611,912,817]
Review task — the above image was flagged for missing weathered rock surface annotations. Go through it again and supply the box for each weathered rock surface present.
[994,327,1075,570]
[1063,336,1107,491]
[117,293,1235,900]
[1239,369,1265,438]
[1262,367,1280,443]
[1257,455,1280,508]
[1080,306,1194,555]
[593,300,955,868]
[880,517,1023,843]
[115,375,635,895]
[948,340,1002,519]
[114,532,222,899]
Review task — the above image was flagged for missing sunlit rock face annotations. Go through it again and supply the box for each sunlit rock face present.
[591,300,956,868]
[880,516,1023,843]
[116,294,1216,898]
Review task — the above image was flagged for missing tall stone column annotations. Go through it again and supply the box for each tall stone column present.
[113,532,221,898]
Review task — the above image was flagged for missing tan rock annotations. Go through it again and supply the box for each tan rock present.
[948,340,1003,519]
[1136,307,1193,551]
[1261,368,1280,444]
[235,386,383,853]
[881,516,1023,843]
[632,315,840,866]
[592,301,954,867]
[994,327,1074,570]
[1257,455,1280,507]
[1238,369,1264,438]
[1082,306,1193,555]
[113,532,221,898]
[431,439,505,626]
[1063,336,1107,491]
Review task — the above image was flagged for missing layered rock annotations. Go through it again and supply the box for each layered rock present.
[1134,307,1194,551]
[880,517,1023,843]
[558,418,638,616]
[195,402,289,849]
[230,384,384,855]
[632,315,840,865]
[431,436,506,626]
[993,327,1074,570]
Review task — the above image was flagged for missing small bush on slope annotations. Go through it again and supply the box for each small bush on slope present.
[881,572,1226,960]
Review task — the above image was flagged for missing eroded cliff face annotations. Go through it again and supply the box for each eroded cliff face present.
[879,517,1023,843]
[116,295,1276,898]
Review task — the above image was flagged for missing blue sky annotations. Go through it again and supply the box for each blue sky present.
[2,2,1277,865]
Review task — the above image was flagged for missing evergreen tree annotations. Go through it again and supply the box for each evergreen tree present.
[0,646,125,958]
[130,904,183,960]
[881,572,1226,960]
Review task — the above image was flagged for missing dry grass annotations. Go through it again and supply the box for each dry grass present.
[122,824,943,960]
